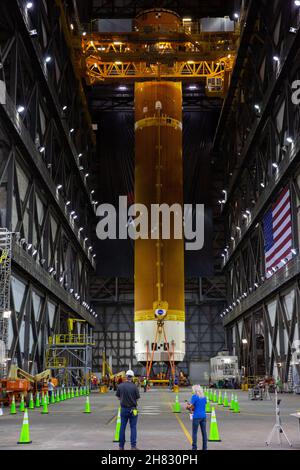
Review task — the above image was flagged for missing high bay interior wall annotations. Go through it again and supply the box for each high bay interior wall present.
[0,0,95,374]
[216,0,300,385]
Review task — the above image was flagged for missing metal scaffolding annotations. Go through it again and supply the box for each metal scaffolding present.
[0,229,12,378]
[46,331,94,386]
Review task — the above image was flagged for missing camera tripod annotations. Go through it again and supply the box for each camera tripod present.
[266,388,292,447]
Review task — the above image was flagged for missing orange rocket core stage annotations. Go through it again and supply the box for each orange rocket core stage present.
[134,82,185,318]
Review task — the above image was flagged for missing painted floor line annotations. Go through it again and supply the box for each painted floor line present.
[168,402,192,445]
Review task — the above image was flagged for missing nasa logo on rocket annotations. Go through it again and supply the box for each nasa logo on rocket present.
[155,308,167,319]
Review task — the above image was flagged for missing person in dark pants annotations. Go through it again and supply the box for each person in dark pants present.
[187,385,207,451]
[116,370,140,450]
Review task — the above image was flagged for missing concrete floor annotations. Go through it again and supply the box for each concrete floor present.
[0,388,300,450]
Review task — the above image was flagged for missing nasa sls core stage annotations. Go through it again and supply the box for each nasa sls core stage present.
[134,11,186,371]
[133,14,187,373]
[134,80,185,367]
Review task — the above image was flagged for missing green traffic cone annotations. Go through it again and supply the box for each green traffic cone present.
[172,393,181,413]
[41,393,45,406]
[209,389,213,401]
[223,391,229,407]
[113,407,121,442]
[218,390,223,405]
[79,387,83,396]
[64,389,67,400]
[230,393,235,411]
[41,399,49,414]
[29,393,34,410]
[71,388,75,398]
[10,395,17,415]
[233,394,240,413]
[17,409,32,444]
[83,396,91,413]
[67,388,71,399]
[75,387,79,397]
[205,399,212,414]
[35,392,40,408]
[60,389,64,401]
[46,393,50,405]
[56,390,60,403]
[19,394,25,412]
[213,390,218,403]
[208,407,221,442]
[50,392,55,404]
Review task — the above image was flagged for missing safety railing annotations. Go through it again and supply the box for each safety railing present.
[48,334,95,346]
[46,357,67,368]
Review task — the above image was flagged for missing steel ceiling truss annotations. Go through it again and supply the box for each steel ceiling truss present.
[90,0,236,19]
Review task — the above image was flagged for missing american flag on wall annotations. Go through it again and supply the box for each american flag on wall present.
[263,187,293,278]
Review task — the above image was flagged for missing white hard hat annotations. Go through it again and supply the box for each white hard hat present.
[126,370,134,377]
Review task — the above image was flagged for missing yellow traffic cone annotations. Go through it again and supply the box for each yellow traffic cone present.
[208,407,221,442]
[230,393,235,411]
[113,407,121,442]
[233,394,240,413]
[29,393,34,409]
[223,391,229,407]
[172,393,181,413]
[10,395,17,414]
[41,399,49,414]
[19,394,25,412]
[35,392,41,408]
[83,396,91,414]
[205,398,212,414]
[17,409,32,444]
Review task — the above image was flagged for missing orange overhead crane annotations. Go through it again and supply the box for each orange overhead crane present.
[75,12,239,97]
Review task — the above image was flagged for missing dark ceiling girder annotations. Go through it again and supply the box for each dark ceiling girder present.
[88,0,236,19]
